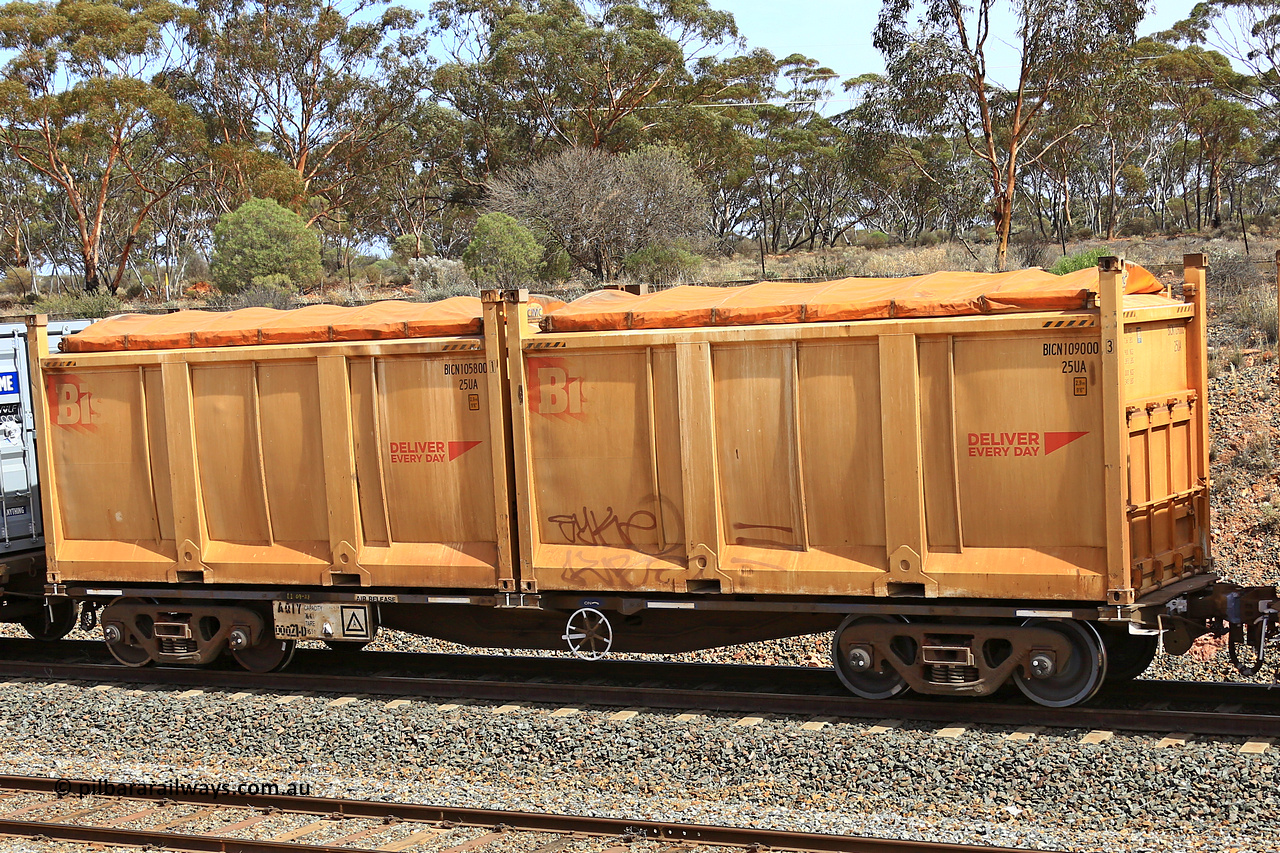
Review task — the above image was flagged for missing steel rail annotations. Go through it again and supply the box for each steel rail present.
[0,774,1040,853]
[5,638,1276,708]
[0,654,1276,738]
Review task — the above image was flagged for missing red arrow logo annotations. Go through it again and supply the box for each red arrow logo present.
[448,440,483,461]
[1044,431,1088,454]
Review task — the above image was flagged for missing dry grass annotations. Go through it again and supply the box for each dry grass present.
[698,235,1280,284]
[700,243,998,282]
[692,236,1280,346]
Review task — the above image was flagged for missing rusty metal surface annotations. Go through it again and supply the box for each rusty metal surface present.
[0,774,1038,852]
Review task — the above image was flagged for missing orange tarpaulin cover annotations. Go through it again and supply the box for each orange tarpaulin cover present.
[62,298,488,352]
[541,264,1166,332]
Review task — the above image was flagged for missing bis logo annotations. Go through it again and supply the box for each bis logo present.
[48,376,97,430]
[527,357,586,420]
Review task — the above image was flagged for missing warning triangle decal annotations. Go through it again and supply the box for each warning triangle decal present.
[448,440,483,461]
[1044,431,1089,454]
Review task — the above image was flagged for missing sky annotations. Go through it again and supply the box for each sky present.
[718,1,1207,109]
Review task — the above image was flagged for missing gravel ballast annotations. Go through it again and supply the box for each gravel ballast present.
[0,681,1274,852]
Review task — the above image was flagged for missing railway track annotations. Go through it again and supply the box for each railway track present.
[0,639,1276,738]
[0,774,1029,853]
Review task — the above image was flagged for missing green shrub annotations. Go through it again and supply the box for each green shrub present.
[1120,218,1154,237]
[858,230,889,250]
[462,212,543,289]
[623,241,703,286]
[34,290,123,318]
[370,259,409,288]
[1048,247,1112,276]
[251,272,295,290]
[211,198,321,294]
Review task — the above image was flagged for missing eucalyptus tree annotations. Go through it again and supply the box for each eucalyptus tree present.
[840,81,988,244]
[0,0,205,291]
[183,0,435,226]
[1011,48,1157,240]
[1090,63,1158,238]
[429,0,751,173]
[0,148,47,269]
[487,144,708,280]
[657,48,778,251]
[1144,41,1257,229]
[734,53,850,253]
[365,103,475,259]
[869,0,1144,269]
[1179,1,1280,132]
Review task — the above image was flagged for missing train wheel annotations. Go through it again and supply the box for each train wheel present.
[106,639,153,667]
[102,597,154,667]
[1012,619,1107,707]
[832,614,913,700]
[233,638,295,673]
[20,598,78,642]
[1097,625,1159,682]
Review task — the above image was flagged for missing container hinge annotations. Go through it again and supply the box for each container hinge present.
[496,593,542,610]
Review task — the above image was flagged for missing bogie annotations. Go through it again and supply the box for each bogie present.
[100,599,268,669]
[830,616,1109,707]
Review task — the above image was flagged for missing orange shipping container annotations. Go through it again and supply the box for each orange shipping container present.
[32,298,518,592]
[507,259,1207,607]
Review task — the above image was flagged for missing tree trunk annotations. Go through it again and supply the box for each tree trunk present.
[1209,155,1223,229]
[1105,141,1118,240]
[83,257,102,293]
[995,193,1013,272]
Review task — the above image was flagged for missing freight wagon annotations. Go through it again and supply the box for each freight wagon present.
[23,256,1278,706]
